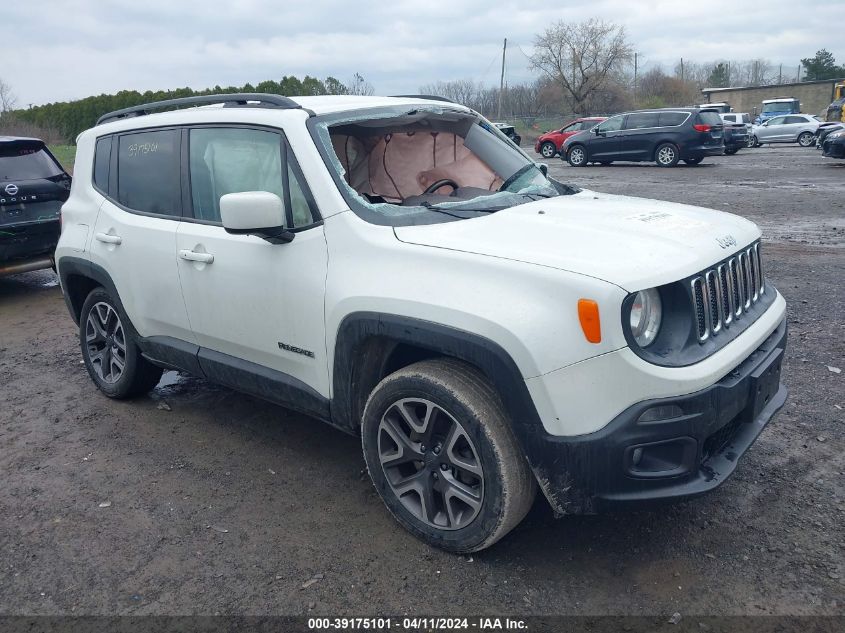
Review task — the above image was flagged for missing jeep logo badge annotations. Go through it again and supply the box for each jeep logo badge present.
[4,183,18,196]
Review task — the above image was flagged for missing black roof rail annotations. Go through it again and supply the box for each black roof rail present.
[390,94,457,104]
[96,93,301,126]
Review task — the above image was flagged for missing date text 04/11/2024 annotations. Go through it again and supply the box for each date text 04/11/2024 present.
[307,617,528,630]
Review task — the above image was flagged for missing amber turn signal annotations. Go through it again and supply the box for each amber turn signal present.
[578,299,601,343]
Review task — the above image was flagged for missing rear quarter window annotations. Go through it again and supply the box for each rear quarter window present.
[93,136,111,193]
[657,112,688,127]
[116,129,181,215]
[0,144,65,181]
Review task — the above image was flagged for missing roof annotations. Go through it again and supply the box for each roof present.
[702,77,845,94]
[0,136,44,144]
[290,94,470,115]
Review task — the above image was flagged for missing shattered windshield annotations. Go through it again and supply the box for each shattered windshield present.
[309,105,577,225]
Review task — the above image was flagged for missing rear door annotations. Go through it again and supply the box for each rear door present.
[0,140,70,262]
[783,115,811,140]
[620,112,660,160]
[88,128,194,343]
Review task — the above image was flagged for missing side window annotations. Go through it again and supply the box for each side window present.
[723,114,736,122]
[658,112,688,127]
[768,117,785,126]
[93,136,111,193]
[561,122,580,132]
[624,112,660,130]
[189,128,284,223]
[117,129,180,215]
[286,148,317,228]
[742,114,751,124]
[785,116,804,124]
[580,121,597,130]
[597,116,624,133]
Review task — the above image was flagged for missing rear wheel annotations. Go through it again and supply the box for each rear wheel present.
[540,142,557,158]
[79,287,162,398]
[567,145,587,167]
[748,135,760,148]
[361,359,536,553]
[655,143,680,167]
[797,131,814,147]
[683,157,704,165]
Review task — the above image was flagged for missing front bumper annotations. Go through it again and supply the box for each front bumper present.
[823,141,845,158]
[527,317,787,515]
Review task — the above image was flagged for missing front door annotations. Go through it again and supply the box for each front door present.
[587,115,626,160]
[175,126,329,397]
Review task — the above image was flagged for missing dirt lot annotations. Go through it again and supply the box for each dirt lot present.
[1,145,843,618]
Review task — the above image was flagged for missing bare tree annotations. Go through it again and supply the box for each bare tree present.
[530,19,632,115]
[346,73,375,96]
[0,78,17,112]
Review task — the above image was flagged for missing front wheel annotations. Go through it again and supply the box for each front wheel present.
[361,359,536,553]
[540,142,557,158]
[748,135,760,148]
[655,143,680,167]
[797,131,815,147]
[79,287,163,398]
[567,145,587,167]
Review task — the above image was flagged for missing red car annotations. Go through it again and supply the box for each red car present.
[534,117,607,158]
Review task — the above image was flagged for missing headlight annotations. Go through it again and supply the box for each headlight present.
[629,288,662,347]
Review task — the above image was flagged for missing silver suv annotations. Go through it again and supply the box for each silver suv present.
[749,114,820,147]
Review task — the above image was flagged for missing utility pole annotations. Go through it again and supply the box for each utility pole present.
[778,63,782,84]
[680,57,684,82]
[797,64,801,82]
[633,52,638,106]
[497,38,507,121]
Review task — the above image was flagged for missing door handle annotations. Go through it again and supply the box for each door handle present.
[95,232,122,245]
[179,249,214,264]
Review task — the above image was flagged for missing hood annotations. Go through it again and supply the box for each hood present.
[394,190,761,291]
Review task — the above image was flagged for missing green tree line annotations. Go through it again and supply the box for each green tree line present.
[10,75,350,143]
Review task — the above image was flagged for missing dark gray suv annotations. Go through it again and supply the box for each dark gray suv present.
[562,108,725,167]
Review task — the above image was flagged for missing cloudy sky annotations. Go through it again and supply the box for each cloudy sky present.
[4,0,844,106]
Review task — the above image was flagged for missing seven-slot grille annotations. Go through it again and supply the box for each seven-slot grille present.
[691,243,765,342]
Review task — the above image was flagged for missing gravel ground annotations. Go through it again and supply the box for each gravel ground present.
[0,145,842,618]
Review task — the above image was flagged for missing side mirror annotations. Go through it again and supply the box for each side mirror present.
[536,163,548,176]
[592,127,603,136]
[220,191,294,244]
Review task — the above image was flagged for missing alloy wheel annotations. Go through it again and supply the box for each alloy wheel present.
[569,147,585,165]
[377,398,484,530]
[541,143,556,158]
[85,302,127,384]
[657,146,676,165]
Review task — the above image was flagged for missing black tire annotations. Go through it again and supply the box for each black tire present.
[655,143,680,167]
[797,131,814,147]
[567,144,588,167]
[361,358,536,553]
[540,141,557,158]
[79,287,163,398]
[724,148,739,155]
[683,157,704,165]
[748,135,760,148]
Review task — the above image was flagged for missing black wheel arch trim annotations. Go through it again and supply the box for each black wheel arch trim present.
[331,312,548,450]
[57,256,121,326]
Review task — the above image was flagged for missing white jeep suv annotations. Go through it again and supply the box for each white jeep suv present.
[56,93,787,552]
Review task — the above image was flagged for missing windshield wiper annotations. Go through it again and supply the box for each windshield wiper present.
[420,202,500,217]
